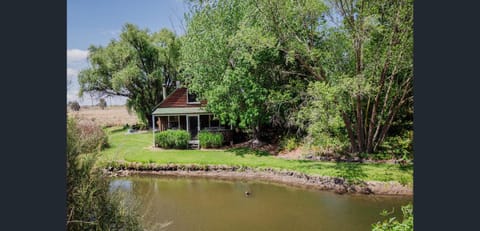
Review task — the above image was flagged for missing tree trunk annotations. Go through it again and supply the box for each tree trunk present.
[355,96,365,152]
[342,112,357,153]
[145,112,154,128]
[250,122,264,148]
[373,84,411,152]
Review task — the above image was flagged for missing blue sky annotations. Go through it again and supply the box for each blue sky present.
[67,0,188,105]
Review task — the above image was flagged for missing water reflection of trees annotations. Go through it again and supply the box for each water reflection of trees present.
[123,177,174,231]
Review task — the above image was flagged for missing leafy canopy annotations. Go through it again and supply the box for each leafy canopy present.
[182,0,329,138]
[78,23,181,126]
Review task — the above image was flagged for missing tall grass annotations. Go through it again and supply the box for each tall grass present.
[67,118,142,230]
[76,119,109,153]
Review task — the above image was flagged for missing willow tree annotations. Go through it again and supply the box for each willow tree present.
[78,24,181,126]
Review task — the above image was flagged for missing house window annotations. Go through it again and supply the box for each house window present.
[210,118,220,127]
[168,116,179,129]
[187,89,200,104]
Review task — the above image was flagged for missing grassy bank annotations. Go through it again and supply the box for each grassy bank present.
[98,127,413,185]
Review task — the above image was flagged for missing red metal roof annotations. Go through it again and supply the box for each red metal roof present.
[158,87,207,108]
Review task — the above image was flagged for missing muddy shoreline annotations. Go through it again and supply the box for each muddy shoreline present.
[103,164,412,196]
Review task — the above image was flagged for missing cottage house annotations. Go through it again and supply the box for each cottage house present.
[151,82,231,146]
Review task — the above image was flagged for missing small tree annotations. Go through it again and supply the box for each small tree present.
[98,98,107,110]
[69,101,80,111]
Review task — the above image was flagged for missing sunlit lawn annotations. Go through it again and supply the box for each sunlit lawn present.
[99,127,413,185]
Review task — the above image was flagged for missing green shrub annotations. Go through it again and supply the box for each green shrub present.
[379,131,413,160]
[295,82,349,154]
[280,136,300,151]
[372,204,413,231]
[198,131,224,148]
[131,123,147,130]
[155,130,190,149]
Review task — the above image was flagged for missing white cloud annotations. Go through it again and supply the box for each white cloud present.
[67,49,89,63]
[67,90,81,103]
[66,48,127,106]
[67,68,78,78]
[67,68,79,90]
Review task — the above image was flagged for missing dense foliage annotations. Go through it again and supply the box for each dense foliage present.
[372,204,413,231]
[318,0,414,154]
[155,130,191,149]
[181,0,324,139]
[296,82,349,154]
[182,0,413,156]
[198,131,224,148]
[67,118,142,230]
[78,23,181,126]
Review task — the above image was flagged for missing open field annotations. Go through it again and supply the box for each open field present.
[98,127,413,185]
[67,105,139,127]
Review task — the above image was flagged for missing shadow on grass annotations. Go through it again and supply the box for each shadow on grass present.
[227,147,270,157]
[109,127,127,134]
[333,162,368,183]
[398,163,413,171]
[289,160,368,183]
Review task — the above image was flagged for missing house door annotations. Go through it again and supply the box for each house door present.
[187,115,199,139]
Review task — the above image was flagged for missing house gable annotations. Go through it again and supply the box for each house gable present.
[158,87,207,108]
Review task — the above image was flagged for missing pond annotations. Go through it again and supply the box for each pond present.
[111,175,412,231]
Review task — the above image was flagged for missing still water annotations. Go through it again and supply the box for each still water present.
[111,176,412,231]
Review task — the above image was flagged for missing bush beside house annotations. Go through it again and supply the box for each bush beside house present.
[199,131,223,148]
[155,130,190,149]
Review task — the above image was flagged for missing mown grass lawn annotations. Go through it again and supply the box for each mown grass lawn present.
[98,127,413,185]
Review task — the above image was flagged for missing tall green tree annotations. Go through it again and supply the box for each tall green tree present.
[323,0,414,153]
[78,23,181,126]
[295,0,413,154]
[183,0,413,154]
[182,0,328,139]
